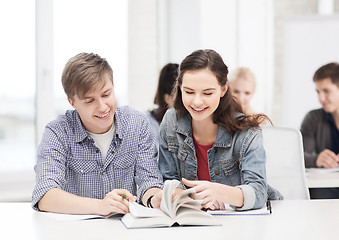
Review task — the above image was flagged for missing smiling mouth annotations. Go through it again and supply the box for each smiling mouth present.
[95,112,110,118]
[191,107,208,113]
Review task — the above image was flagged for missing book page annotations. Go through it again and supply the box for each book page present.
[121,212,174,228]
[129,201,167,218]
[160,179,181,218]
[176,208,218,226]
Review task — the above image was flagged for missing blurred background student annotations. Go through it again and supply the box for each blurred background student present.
[229,67,256,114]
[301,62,339,199]
[146,63,179,142]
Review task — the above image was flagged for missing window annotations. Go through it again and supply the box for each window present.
[0,0,36,172]
[0,0,127,201]
[54,0,128,115]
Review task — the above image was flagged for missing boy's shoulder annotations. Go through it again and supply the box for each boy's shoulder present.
[116,105,147,122]
[46,110,85,138]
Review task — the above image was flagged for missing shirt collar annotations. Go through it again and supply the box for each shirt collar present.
[72,108,123,143]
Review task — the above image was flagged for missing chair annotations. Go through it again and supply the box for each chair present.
[262,126,310,200]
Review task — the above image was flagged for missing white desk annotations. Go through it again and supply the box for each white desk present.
[305,170,339,188]
[1,200,339,240]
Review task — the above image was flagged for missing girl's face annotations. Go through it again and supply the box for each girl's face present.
[181,69,227,123]
[231,78,255,109]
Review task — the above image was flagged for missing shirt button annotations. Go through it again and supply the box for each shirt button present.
[111,150,115,154]
[80,169,84,173]
[96,149,100,153]
[215,169,220,175]
[102,171,106,175]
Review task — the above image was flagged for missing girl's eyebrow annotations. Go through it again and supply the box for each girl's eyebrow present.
[182,86,216,91]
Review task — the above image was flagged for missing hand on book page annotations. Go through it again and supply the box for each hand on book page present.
[121,179,220,228]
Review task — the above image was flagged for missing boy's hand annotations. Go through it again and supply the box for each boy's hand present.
[150,189,163,209]
[97,189,137,216]
[316,149,339,168]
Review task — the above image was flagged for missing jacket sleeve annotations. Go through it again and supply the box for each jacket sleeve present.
[300,112,318,168]
[235,128,268,210]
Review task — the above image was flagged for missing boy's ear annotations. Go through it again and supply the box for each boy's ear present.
[68,98,74,106]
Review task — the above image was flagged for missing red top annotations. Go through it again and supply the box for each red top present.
[193,136,214,181]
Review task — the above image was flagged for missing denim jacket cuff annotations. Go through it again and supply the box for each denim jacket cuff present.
[231,185,255,210]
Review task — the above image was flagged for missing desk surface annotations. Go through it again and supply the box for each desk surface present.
[1,200,339,240]
[305,170,339,188]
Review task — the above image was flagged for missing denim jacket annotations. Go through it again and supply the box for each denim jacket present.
[158,108,282,210]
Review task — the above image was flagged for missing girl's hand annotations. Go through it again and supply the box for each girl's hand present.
[182,178,225,209]
[97,189,137,216]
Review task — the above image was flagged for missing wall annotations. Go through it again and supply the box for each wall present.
[281,15,339,129]
[273,0,339,126]
[133,0,274,115]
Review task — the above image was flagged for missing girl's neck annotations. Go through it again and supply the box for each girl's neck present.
[192,118,219,145]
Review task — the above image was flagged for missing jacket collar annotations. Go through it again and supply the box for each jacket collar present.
[174,113,232,148]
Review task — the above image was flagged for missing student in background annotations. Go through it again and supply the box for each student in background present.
[301,62,339,199]
[146,63,179,142]
[32,53,163,215]
[229,67,256,114]
[158,49,282,211]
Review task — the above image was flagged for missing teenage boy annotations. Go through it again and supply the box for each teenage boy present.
[32,53,163,215]
[300,62,339,198]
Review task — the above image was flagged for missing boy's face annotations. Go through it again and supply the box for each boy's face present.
[68,73,117,134]
[315,78,339,115]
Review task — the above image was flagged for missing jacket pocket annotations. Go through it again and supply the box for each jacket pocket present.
[219,157,241,185]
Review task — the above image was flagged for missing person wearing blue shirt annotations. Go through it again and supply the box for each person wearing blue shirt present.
[32,53,163,215]
[158,49,282,211]
[301,62,339,199]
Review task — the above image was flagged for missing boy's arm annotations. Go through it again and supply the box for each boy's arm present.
[38,188,136,215]
[300,112,319,168]
[134,116,163,204]
[142,187,162,209]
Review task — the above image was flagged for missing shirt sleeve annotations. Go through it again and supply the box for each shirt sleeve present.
[32,124,67,211]
[134,116,164,203]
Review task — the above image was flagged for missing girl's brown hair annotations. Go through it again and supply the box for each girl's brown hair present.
[171,49,270,133]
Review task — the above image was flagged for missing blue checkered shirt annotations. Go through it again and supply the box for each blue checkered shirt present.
[32,106,163,210]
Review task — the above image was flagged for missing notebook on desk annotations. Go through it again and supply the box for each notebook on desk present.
[207,200,272,216]
[306,167,339,174]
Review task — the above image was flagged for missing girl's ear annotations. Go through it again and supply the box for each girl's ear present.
[220,82,228,97]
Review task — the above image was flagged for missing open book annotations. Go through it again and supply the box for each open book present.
[121,179,219,228]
